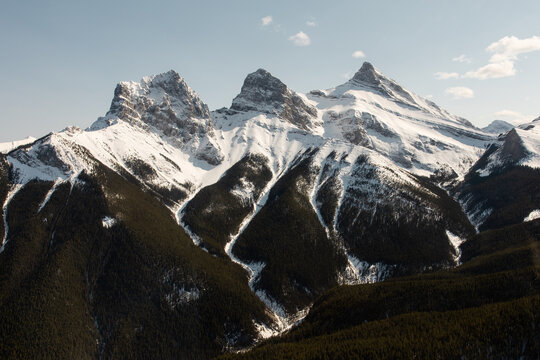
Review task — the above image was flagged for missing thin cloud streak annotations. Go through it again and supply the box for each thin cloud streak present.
[434,72,459,80]
[445,86,474,99]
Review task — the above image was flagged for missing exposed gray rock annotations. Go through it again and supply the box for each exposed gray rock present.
[325,110,371,147]
[92,70,223,165]
[361,112,398,138]
[351,62,418,107]
[499,129,529,164]
[231,69,318,130]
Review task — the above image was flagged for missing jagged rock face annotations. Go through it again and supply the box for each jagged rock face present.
[351,62,379,85]
[107,70,211,130]
[467,128,530,179]
[231,69,318,130]
[98,70,223,165]
[499,129,529,164]
[324,110,372,147]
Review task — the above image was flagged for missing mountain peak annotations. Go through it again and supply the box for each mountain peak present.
[104,69,210,124]
[351,62,379,84]
[482,120,515,134]
[345,62,429,112]
[230,69,317,130]
[91,70,222,164]
[231,69,288,110]
[146,69,183,86]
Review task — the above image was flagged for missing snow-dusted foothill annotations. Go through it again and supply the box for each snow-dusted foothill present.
[0,136,36,154]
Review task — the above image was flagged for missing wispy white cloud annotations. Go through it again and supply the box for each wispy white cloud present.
[261,16,273,26]
[289,31,311,46]
[352,50,365,59]
[464,60,516,79]
[434,72,459,80]
[445,86,474,99]
[465,35,540,79]
[493,110,534,124]
[452,54,472,63]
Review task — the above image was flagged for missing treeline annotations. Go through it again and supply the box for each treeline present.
[232,153,347,313]
[456,165,540,231]
[0,165,273,359]
[218,218,540,359]
[182,154,272,256]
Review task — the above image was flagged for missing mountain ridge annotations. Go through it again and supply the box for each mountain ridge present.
[1,62,538,357]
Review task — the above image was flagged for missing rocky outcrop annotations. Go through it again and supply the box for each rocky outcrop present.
[93,70,223,165]
[231,69,318,130]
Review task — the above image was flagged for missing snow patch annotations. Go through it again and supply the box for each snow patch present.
[222,165,311,337]
[230,178,255,206]
[341,254,395,284]
[101,216,117,229]
[175,191,204,247]
[0,136,36,154]
[165,285,200,309]
[1,184,24,254]
[523,209,540,222]
[37,178,63,213]
[446,230,466,264]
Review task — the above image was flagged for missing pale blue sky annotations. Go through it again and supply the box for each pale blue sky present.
[1,0,539,141]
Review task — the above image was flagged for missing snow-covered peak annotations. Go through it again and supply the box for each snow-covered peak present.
[306,63,492,177]
[319,63,474,129]
[473,121,540,177]
[100,69,210,127]
[350,62,380,85]
[482,120,515,134]
[347,62,422,109]
[230,69,318,130]
[90,70,223,165]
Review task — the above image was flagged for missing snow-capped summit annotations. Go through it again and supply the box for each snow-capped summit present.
[473,120,540,177]
[482,120,515,134]
[230,69,318,130]
[307,63,492,177]
[90,70,223,165]
[351,62,378,84]
[348,62,424,111]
